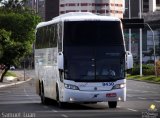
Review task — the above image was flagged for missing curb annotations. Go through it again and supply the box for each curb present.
[0,78,32,88]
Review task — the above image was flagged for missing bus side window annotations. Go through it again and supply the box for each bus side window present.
[48,25,56,48]
[58,23,62,52]
[46,26,50,48]
[41,27,47,48]
[36,27,43,49]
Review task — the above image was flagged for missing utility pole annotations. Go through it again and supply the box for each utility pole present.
[139,0,143,76]
[24,60,26,81]
[36,0,39,13]
[129,0,132,52]
[114,0,116,16]
[145,23,157,76]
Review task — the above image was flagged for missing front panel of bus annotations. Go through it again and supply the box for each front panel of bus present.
[62,21,126,102]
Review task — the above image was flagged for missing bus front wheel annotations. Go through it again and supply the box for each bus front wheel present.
[40,83,49,104]
[108,101,117,108]
[56,85,66,108]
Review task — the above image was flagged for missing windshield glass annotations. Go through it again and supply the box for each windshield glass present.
[63,21,125,82]
[64,47,125,82]
[64,21,123,46]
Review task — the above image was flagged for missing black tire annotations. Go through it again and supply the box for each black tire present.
[108,101,117,108]
[39,81,41,96]
[56,85,66,108]
[40,83,49,104]
[40,85,45,104]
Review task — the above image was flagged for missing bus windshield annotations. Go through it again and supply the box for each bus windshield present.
[63,21,125,82]
[63,21,124,46]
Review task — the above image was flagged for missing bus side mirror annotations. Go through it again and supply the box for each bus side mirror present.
[58,52,64,70]
[126,51,133,70]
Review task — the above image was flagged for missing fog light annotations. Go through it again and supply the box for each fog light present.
[118,97,122,101]
[69,97,74,102]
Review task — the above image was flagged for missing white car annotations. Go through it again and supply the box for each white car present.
[10,66,15,70]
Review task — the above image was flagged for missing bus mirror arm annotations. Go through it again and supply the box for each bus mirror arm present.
[58,52,64,70]
[59,52,62,55]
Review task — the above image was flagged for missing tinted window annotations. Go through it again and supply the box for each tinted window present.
[64,21,124,47]
[35,24,58,49]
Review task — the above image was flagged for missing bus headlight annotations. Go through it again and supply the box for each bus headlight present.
[64,84,79,90]
[112,83,125,90]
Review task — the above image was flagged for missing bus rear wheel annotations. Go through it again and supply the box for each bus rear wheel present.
[108,101,117,108]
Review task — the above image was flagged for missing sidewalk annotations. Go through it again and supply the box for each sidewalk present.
[0,70,32,88]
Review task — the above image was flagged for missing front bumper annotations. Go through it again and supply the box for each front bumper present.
[60,88,126,103]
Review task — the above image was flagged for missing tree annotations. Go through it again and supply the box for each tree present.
[0,0,27,10]
[0,29,15,82]
[0,3,41,82]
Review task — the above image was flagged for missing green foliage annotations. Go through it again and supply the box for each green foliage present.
[0,3,41,82]
[5,71,17,77]
[0,29,21,65]
[127,75,160,83]
[0,11,40,42]
[0,9,41,65]
[0,0,28,11]
[129,64,155,75]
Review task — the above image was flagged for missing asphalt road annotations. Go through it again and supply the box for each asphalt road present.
[0,70,160,118]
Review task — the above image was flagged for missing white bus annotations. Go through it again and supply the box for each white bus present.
[34,12,133,108]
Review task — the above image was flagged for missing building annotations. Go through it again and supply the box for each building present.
[24,0,45,20]
[60,0,125,18]
[24,0,59,21]
[124,0,160,18]
[25,0,125,20]
[124,0,160,63]
[143,0,160,12]
[45,0,59,21]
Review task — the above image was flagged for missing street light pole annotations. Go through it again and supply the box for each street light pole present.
[129,0,132,52]
[24,60,26,81]
[114,0,115,16]
[128,22,157,76]
[145,23,157,76]
[105,4,107,16]
[139,0,143,76]
[36,0,39,13]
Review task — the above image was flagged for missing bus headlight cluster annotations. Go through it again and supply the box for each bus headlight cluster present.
[112,83,125,90]
[64,84,79,90]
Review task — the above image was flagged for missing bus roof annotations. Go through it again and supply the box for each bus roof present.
[36,12,121,29]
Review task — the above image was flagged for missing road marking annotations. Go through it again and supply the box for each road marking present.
[23,87,38,102]
[127,108,138,112]
[52,110,58,112]
[61,114,68,118]
[127,95,133,97]
[0,101,40,104]
[127,89,158,94]
[0,91,11,93]
[141,91,148,93]
[155,100,160,103]
[24,88,29,96]
[36,110,122,113]
[43,106,49,109]
[138,97,146,100]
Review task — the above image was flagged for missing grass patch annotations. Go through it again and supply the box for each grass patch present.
[127,74,160,84]
[4,71,17,77]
